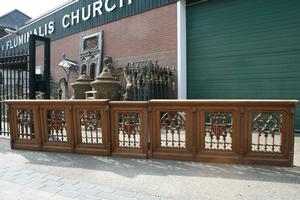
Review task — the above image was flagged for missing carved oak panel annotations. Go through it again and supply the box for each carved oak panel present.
[204,112,233,151]
[160,111,186,149]
[16,109,35,140]
[117,112,141,149]
[47,110,68,143]
[251,112,282,153]
[80,110,103,144]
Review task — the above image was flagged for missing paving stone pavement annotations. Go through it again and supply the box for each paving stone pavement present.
[0,165,162,200]
[0,137,300,200]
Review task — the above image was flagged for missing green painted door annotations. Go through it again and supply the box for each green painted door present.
[187,0,300,128]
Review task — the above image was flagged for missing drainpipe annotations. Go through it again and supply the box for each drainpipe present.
[177,0,187,99]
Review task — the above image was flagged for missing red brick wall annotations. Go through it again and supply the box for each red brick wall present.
[37,3,177,97]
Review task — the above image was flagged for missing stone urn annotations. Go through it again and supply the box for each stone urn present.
[71,74,93,99]
[90,56,121,100]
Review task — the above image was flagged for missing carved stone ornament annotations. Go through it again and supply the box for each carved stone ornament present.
[71,73,93,99]
[90,56,121,100]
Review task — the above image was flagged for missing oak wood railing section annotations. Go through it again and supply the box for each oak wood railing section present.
[5,100,298,166]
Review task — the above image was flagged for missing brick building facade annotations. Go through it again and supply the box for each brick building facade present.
[0,0,178,98]
[35,3,177,95]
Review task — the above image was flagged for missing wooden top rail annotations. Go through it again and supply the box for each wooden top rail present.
[4,99,110,104]
[5,99,299,106]
[149,99,299,106]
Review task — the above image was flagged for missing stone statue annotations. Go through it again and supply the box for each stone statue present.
[102,56,113,73]
[57,89,63,99]
[99,56,115,79]
[124,73,133,101]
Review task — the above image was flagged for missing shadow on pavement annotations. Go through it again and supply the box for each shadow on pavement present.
[1,137,299,184]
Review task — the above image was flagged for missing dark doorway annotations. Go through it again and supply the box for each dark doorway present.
[29,35,51,99]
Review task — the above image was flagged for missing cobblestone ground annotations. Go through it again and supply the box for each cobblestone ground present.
[0,136,300,200]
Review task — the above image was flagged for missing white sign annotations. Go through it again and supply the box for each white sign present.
[62,0,133,28]
[3,21,54,51]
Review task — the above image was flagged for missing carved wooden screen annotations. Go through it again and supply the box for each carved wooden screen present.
[73,101,110,156]
[9,104,41,151]
[47,110,68,143]
[40,105,73,153]
[251,112,283,153]
[110,102,148,158]
[244,107,291,166]
[6,100,297,166]
[160,111,186,149]
[204,112,233,151]
[151,104,193,161]
[196,107,240,163]
[16,109,35,140]
[79,110,103,145]
[118,112,141,149]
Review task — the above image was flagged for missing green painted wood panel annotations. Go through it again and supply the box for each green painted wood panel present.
[187,0,300,128]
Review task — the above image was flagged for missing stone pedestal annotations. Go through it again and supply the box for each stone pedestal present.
[90,71,121,100]
[71,74,93,99]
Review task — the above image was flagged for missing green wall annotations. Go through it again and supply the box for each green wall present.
[187,0,300,128]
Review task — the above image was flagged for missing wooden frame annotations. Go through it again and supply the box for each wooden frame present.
[9,103,42,151]
[150,103,194,161]
[244,106,291,166]
[110,102,148,158]
[5,99,298,166]
[73,100,110,156]
[196,106,240,164]
[40,103,74,153]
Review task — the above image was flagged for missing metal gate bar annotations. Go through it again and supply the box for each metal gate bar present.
[0,50,29,136]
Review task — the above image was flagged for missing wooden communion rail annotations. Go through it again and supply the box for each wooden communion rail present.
[5,100,298,166]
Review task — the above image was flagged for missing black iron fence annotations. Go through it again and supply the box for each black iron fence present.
[121,61,176,101]
[0,50,29,136]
